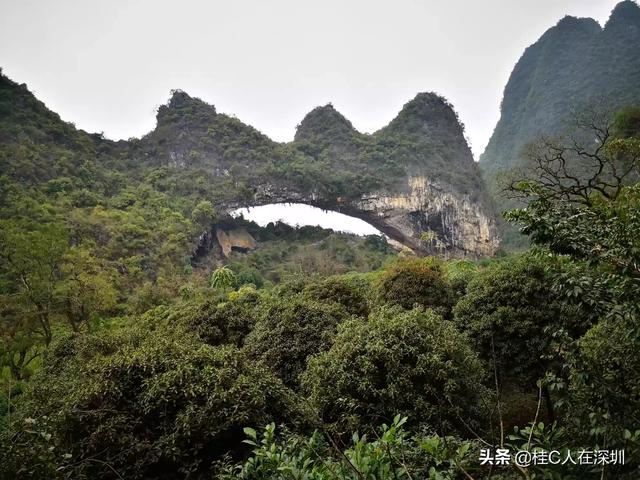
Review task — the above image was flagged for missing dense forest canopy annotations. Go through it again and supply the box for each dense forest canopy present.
[2,2,640,478]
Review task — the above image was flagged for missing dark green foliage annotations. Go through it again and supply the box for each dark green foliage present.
[505,120,640,320]
[565,317,640,448]
[243,295,350,388]
[136,83,485,209]
[229,221,395,282]
[3,15,640,475]
[218,416,481,479]
[375,257,454,316]
[499,104,640,471]
[132,287,262,347]
[444,259,479,300]
[0,415,63,480]
[303,306,488,436]
[614,106,640,138]
[185,288,262,346]
[453,255,588,384]
[377,93,485,198]
[1,327,311,479]
[302,274,372,317]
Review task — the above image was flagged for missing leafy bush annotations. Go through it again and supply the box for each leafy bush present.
[303,306,488,436]
[181,288,262,346]
[453,255,587,385]
[218,415,479,479]
[2,328,312,479]
[243,295,350,388]
[210,266,237,290]
[565,317,640,449]
[375,257,454,316]
[303,273,372,317]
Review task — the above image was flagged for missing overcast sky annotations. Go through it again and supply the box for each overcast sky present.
[0,0,620,159]
[232,204,382,236]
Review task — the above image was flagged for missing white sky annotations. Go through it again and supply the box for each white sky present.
[232,204,383,236]
[0,0,620,159]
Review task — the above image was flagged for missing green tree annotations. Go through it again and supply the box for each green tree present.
[0,299,40,380]
[56,247,118,332]
[243,295,349,388]
[190,199,216,231]
[0,220,68,345]
[210,266,237,290]
[453,255,588,386]
[302,274,372,317]
[375,257,454,316]
[506,108,640,318]
[2,327,313,479]
[504,106,640,472]
[564,316,640,450]
[182,287,261,346]
[303,306,488,437]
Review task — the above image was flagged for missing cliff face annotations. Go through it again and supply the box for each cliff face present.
[480,0,640,185]
[248,173,497,257]
[352,176,497,257]
[216,226,257,257]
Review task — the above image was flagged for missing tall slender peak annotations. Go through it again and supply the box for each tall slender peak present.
[605,0,640,29]
[294,103,358,143]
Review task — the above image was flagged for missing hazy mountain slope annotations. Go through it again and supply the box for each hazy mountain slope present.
[480,0,640,188]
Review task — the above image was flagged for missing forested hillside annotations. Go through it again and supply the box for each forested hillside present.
[480,0,640,246]
[4,104,640,475]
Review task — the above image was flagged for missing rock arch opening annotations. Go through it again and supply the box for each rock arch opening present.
[231,203,385,237]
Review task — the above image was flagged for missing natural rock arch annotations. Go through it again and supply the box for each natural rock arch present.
[222,179,497,257]
[141,89,500,257]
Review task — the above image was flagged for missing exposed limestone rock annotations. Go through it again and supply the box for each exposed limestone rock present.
[351,176,498,257]
[241,174,499,258]
[216,226,257,257]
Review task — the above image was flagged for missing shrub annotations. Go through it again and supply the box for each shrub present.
[444,259,479,299]
[218,416,480,479]
[453,255,586,385]
[565,317,640,449]
[243,295,350,388]
[375,257,453,315]
[303,273,372,317]
[303,306,488,436]
[3,328,312,479]
[182,288,262,346]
